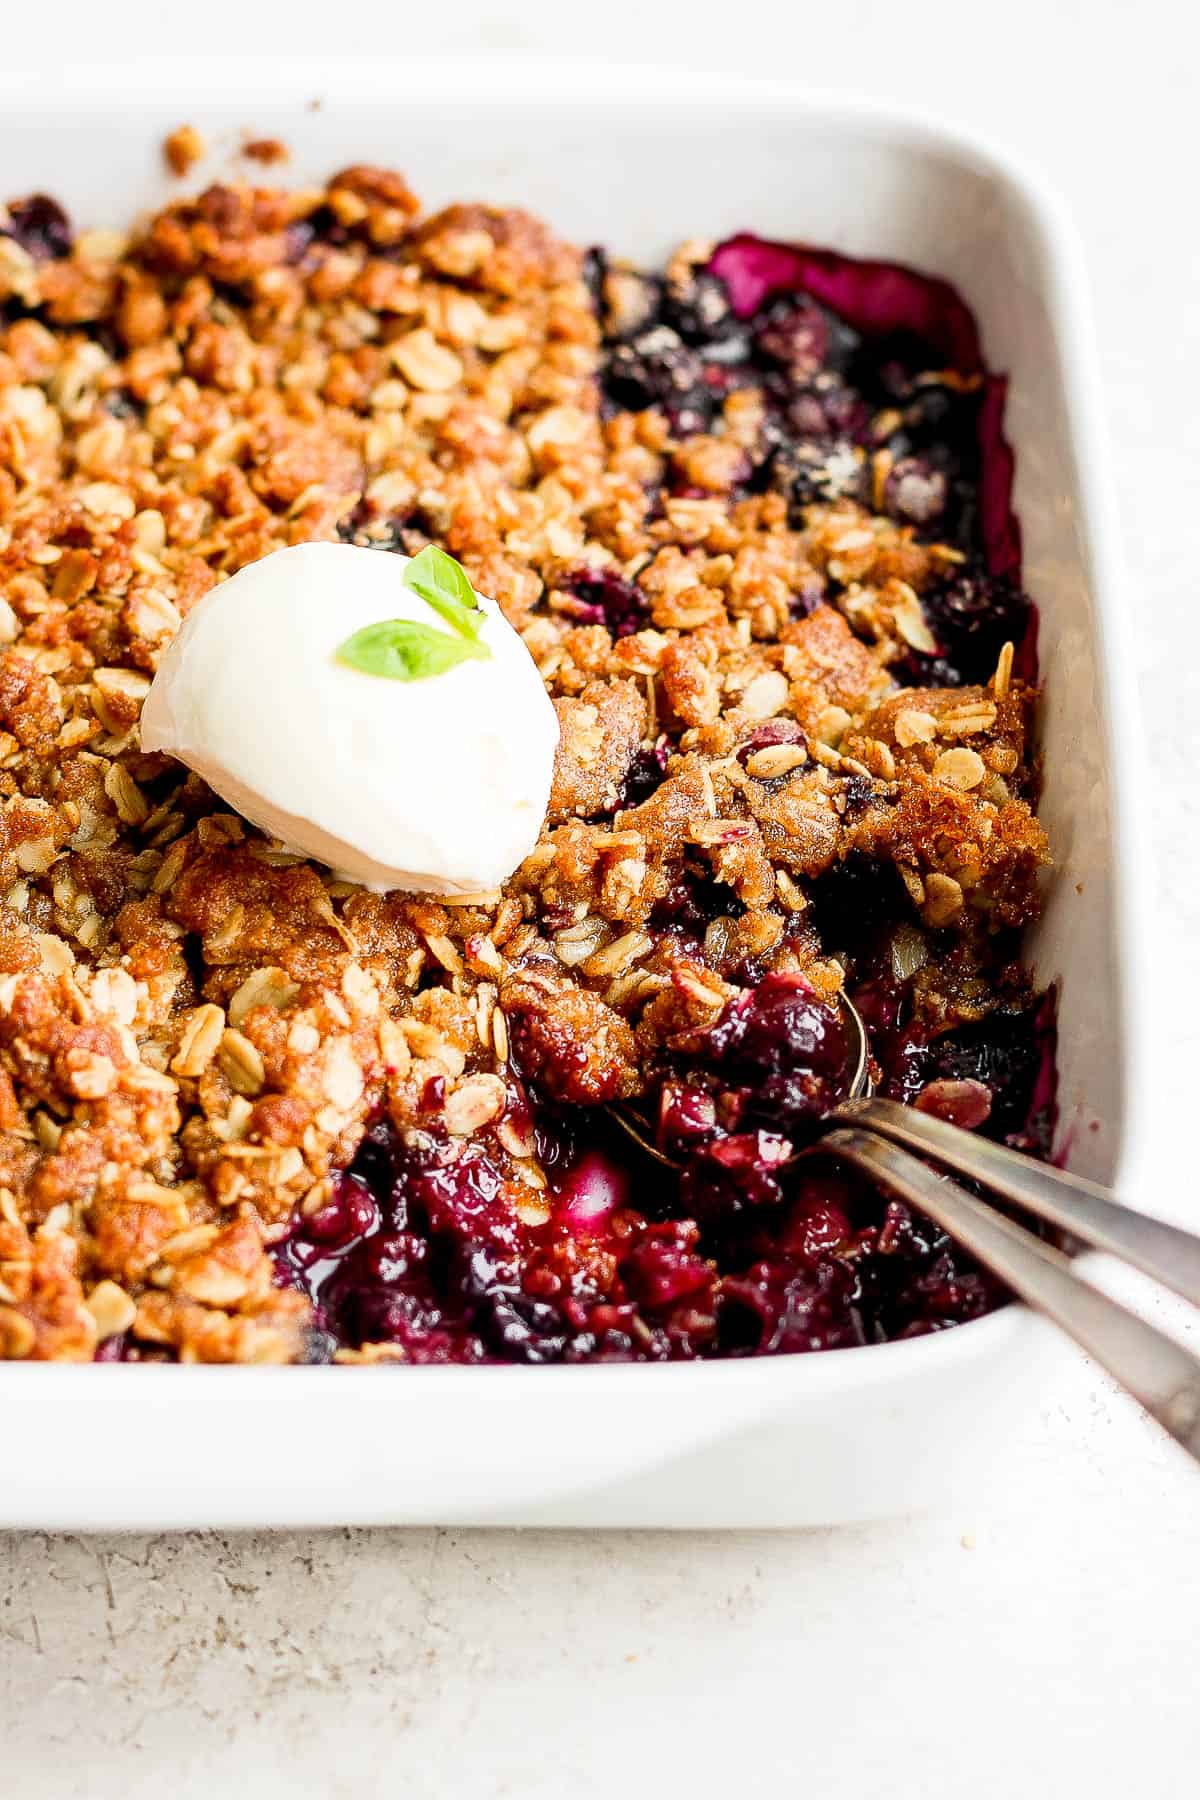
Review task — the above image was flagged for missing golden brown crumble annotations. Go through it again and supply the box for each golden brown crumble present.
[163,126,206,179]
[0,170,1048,1362]
[242,138,290,168]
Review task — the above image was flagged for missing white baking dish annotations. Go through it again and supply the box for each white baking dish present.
[0,63,1145,1530]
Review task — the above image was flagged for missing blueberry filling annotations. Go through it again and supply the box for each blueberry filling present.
[274,979,1053,1361]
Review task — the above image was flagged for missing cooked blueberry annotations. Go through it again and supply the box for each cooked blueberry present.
[696,972,850,1134]
[603,325,713,432]
[652,872,740,938]
[925,1010,1042,1139]
[582,245,607,310]
[560,567,649,638]
[661,270,741,348]
[759,436,867,512]
[921,568,1031,684]
[888,648,968,689]
[620,738,670,805]
[657,1082,718,1157]
[753,293,857,377]
[837,773,877,820]
[302,1174,379,1246]
[762,370,869,444]
[718,1261,864,1355]
[303,203,353,247]
[284,220,317,265]
[680,1131,792,1221]
[2,193,72,262]
[477,1291,569,1363]
[620,1223,714,1310]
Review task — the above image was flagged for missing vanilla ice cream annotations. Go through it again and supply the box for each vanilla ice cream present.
[140,542,559,894]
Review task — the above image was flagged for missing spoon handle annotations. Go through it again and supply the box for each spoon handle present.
[833,1097,1200,1309]
[824,1128,1200,1465]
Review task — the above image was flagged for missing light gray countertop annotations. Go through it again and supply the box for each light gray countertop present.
[2,2,1198,1794]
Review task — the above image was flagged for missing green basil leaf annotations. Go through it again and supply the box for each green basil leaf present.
[402,544,483,640]
[336,618,492,682]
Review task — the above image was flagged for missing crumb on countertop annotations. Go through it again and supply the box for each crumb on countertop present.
[242,138,289,167]
[163,125,206,178]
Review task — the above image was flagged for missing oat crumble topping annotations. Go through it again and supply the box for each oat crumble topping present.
[0,168,1052,1364]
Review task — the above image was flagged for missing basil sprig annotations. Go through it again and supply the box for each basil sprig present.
[336,546,493,683]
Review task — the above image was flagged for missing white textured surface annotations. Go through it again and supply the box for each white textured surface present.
[2,1,1199,1792]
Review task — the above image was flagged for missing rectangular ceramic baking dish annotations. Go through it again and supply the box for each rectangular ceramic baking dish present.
[0,61,1146,1529]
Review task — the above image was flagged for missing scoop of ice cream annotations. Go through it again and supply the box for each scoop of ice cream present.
[140,541,558,894]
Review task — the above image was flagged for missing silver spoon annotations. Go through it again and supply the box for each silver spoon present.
[614,996,1200,1467]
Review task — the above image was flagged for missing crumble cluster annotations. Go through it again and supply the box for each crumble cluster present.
[0,169,1047,1363]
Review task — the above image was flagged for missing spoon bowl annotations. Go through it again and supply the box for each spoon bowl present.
[611,990,871,1169]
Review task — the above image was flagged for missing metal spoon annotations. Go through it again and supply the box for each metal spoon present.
[612,995,1200,1467]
